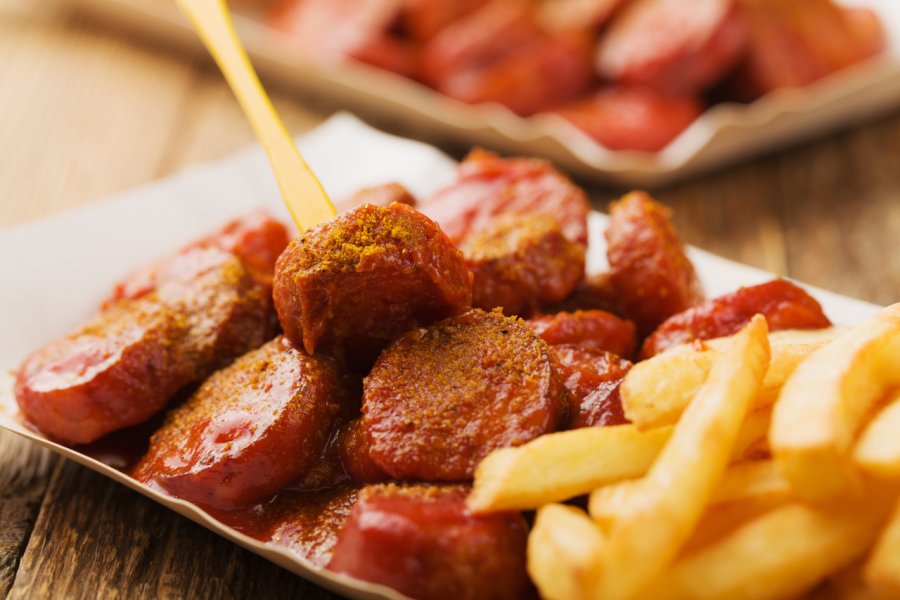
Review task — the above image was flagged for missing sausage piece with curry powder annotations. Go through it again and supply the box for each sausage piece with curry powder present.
[15,247,273,445]
[459,214,585,318]
[362,308,568,481]
[273,203,472,368]
[606,191,704,336]
[133,336,345,510]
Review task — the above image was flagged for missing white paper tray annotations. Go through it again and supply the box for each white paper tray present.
[0,115,881,599]
[62,0,900,187]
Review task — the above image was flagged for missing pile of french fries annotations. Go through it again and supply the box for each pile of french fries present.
[469,303,900,599]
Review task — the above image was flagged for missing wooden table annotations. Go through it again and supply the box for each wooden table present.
[1,2,899,598]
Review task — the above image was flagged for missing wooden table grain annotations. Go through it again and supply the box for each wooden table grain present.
[1,1,899,598]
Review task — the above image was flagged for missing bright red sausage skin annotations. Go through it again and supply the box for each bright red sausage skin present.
[606,191,704,336]
[107,210,290,303]
[551,344,632,428]
[461,214,585,317]
[641,279,832,358]
[16,248,272,445]
[596,0,748,95]
[273,203,472,367]
[527,309,637,359]
[133,337,345,510]
[328,484,529,600]
[421,149,590,245]
[363,308,568,481]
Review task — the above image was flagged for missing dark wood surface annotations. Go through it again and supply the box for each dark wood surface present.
[1,2,899,598]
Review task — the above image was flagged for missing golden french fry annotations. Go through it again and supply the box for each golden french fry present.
[771,304,900,499]
[469,408,771,513]
[467,424,672,513]
[591,316,770,600]
[680,493,790,557]
[528,504,606,600]
[641,489,895,600]
[865,498,900,593]
[854,390,900,479]
[589,459,791,527]
[622,328,841,430]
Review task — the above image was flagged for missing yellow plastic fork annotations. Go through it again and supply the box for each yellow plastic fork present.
[176,0,336,232]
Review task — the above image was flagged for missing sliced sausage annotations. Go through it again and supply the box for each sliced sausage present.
[433,32,595,117]
[527,309,636,358]
[107,209,290,304]
[328,484,529,600]
[337,419,390,485]
[552,344,631,428]
[421,148,590,245]
[728,0,885,100]
[606,191,704,336]
[596,0,748,95]
[16,248,273,445]
[418,0,539,89]
[15,301,186,445]
[273,203,472,368]
[460,214,585,317]
[641,279,832,358]
[551,86,703,152]
[268,0,412,75]
[363,308,568,481]
[264,484,361,567]
[133,337,345,510]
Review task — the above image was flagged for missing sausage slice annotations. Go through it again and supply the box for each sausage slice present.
[363,308,567,481]
[420,149,590,245]
[133,337,345,510]
[527,309,637,358]
[641,279,832,358]
[328,484,529,600]
[16,248,272,445]
[606,191,704,336]
[460,214,585,317]
[273,202,472,368]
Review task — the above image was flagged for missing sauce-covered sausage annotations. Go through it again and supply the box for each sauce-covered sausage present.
[552,344,631,428]
[336,419,390,485]
[527,309,637,359]
[641,279,832,358]
[133,337,345,510]
[460,214,585,317]
[363,308,568,481]
[328,484,529,600]
[107,209,290,304]
[596,0,748,95]
[273,203,472,368]
[552,86,703,152]
[606,191,704,336]
[16,248,273,445]
[420,149,590,245]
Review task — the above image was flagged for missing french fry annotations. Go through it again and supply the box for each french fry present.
[865,498,900,593]
[589,459,791,527]
[590,316,770,600]
[622,328,840,430]
[771,303,900,499]
[467,424,672,513]
[854,390,900,479]
[641,489,896,600]
[528,504,606,600]
[469,408,771,513]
